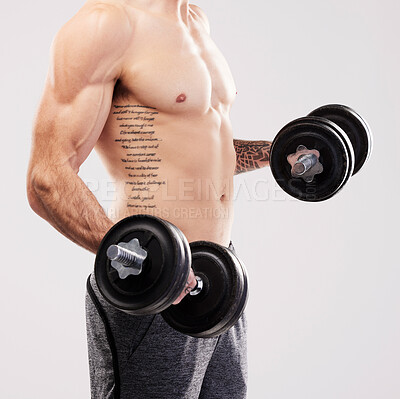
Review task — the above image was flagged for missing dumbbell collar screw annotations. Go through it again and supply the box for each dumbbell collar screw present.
[287,145,324,183]
[107,239,148,279]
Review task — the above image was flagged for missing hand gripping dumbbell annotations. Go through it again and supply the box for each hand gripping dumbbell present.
[95,215,248,338]
[270,104,373,201]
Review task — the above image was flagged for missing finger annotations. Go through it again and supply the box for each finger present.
[172,269,197,305]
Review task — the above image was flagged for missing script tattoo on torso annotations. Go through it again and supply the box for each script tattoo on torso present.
[113,104,164,211]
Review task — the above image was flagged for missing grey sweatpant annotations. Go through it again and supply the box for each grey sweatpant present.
[85,246,248,399]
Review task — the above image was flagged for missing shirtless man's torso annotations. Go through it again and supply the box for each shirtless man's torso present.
[28,0,266,251]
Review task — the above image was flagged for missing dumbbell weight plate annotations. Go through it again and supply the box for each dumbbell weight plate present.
[95,215,190,315]
[308,104,372,175]
[212,250,249,338]
[162,241,248,338]
[270,117,353,202]
[311,115,356,184]
[152,219,192,314]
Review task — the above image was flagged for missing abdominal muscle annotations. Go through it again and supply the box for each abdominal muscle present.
[96,102,236,247]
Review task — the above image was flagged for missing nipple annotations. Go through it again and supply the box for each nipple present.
[176,93,187,103]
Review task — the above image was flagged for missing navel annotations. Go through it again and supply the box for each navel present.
[176,93,187,103]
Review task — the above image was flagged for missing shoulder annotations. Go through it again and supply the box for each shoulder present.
[47,2,133,100]
[189,4,210,33]
[54,2,132,54]
[49,2,133,93]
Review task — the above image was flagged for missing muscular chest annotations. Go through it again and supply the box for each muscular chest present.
[115,16,236,114]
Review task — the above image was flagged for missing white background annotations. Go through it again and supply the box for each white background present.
[1,0,399,398]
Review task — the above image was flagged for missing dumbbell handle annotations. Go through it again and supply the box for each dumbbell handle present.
[107,243,203,296]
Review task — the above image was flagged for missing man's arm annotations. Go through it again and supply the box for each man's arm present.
[27,5,132,253]
[233,139,272,175]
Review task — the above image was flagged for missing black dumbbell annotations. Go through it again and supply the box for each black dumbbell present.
[270,104,373,202]
[95,215,248,338]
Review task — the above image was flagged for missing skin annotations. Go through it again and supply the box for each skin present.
[27,0,271,303]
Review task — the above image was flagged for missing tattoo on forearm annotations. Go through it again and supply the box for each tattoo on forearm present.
[113,104,164,212]
[233,140,272,174]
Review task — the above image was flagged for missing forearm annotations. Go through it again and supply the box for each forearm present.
[233,139,272,175]
[28,166,114,253]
